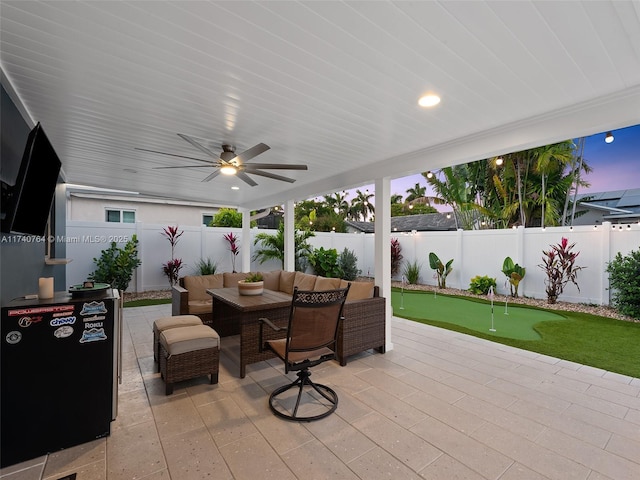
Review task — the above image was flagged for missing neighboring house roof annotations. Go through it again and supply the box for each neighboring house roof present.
[576,188,640,221]
[346,212,459,233]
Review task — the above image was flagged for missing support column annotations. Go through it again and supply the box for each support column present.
[240,208,251,272]
[284,200,295,272]
[375,177,393,353]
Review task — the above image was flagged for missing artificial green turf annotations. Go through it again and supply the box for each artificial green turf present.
[391,288,640,378]
[392,289,564,340]
[124,298,171,308]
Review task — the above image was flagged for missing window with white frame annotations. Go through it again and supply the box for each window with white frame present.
[105,209,135,223]
[202,214,214,226]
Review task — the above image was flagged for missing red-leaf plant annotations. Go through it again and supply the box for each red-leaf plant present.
[223,232,240,273]
[391,238,403,276]
[162,258,184,287]
[538,237,585,304]
[161,225,184,286]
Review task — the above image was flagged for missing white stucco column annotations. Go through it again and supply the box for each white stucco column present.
[374,177,393,353]
[284,199,295,272]
[240,208,251,272]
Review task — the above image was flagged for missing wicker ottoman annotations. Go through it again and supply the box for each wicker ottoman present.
[153,315,203,367]
[159,325,220,395]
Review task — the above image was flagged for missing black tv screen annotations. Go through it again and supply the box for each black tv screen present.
[2,123,61,236]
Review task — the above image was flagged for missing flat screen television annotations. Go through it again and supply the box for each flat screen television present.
[1,122,61,236]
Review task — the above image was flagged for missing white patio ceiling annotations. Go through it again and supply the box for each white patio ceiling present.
[2,1,639,210]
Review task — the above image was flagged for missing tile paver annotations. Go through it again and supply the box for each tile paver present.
[2,305,639,480]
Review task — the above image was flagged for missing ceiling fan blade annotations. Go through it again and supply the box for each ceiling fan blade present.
[177,133,219,158]
[241,163,307,170]
[153,165,214,169]
[243,169,297,183]
[235,143,270,163]
[201,170,222,182]
[136,148,212,164]
[236,171,258,187]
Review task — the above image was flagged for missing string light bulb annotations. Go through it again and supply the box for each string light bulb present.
[605,132,614,143]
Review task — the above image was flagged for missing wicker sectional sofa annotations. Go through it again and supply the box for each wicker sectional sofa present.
[172,270,386,367]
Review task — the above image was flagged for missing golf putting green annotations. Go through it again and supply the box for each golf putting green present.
[391,289,566,340]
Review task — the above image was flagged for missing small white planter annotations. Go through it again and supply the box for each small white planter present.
[238,280,264,296]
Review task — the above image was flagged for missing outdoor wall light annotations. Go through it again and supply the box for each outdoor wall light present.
[605,132,614,143]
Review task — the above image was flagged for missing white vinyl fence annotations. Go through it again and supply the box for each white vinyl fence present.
[65,221,639,306]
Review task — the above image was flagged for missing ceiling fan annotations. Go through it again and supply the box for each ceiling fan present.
[137,134,308,187]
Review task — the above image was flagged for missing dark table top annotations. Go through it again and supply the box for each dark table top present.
[206,288,292,312]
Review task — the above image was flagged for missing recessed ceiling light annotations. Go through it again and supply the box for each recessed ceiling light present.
[418,94,441,107]
[231,186,240,190]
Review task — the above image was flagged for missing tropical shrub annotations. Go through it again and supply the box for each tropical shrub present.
[194,257,217,275]
[429,252,453,289]
[253,223,315,271]
[89,235,141,292]
[210,208,242,227]
[403,260,421,284]
[308,247,343,278]
[502,256,526,297]
[538,237,585,304]
[391,238,403,276]
[606,249,640,318]
[338,248,360,281]
[469,275,497,295]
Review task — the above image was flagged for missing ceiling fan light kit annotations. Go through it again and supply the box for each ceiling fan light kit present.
[143,135,308,186]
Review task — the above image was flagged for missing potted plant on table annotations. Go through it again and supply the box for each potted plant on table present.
[238,272,264,296]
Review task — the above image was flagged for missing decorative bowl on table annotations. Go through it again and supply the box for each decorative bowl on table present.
[238,273,264,295]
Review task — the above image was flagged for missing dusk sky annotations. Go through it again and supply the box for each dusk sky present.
[333,124,639,205]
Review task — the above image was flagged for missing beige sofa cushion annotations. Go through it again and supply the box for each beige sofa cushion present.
[223,272,250,287]
[314,276,342,291]
[259,270,281,291]
[160,324,219,355]
[154,315,202,333]
[187,300,213,315]
[279,271,297,294]
[340,280,374,300]
[294,272,317,291]
[183,274,224,301]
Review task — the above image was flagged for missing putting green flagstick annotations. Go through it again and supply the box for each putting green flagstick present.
[400,275,405,310]
[504,280,509,315]
[488,286,496,332]
[433,273,438,299]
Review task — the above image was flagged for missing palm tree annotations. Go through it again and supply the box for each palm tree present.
[390,193,403,204]
[323,192,350,217]
[531,140,575,228]
[349,189,375,221]
[423,166,477,229]
[405,183,426,203]
[253,223,315,271]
